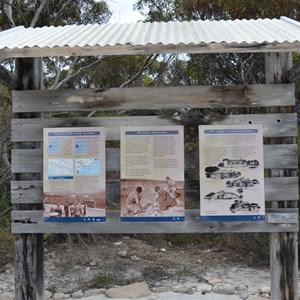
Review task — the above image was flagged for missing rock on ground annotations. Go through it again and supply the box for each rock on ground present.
[105,282,151,299]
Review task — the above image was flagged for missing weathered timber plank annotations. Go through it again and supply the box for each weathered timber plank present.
[11,113,298,143]
[11,144,298,174]
[10,177,299,204]
[210,113,297,137]
[266,52,298,300]
[12,84,295,113]
[10,209,299,234]
[267,208,298,224]
[3,42,300,60]
[11,116,175,142]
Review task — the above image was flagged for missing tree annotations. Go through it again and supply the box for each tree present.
[134,0,300,86]
[134,0,300,22]
[0,2,112,299]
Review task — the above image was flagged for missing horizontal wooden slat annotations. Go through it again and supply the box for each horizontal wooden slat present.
[11,144,298,174]
[11,116,175,142]
[185,144,298,172]
[11,177,299,204]
[11,209,299,234]
[11,113,298,142]
[267,208,298,224]
[3,42,300,60]
[210,113,297,137]
[12,84,295,113]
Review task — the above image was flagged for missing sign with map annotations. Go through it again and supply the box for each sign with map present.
[199,125,265,221]
[120,126,185,222]
[43,127,106,222]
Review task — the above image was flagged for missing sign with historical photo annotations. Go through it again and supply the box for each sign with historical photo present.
[43,127,106,222]
[199,125,265,221]
[120,126,185,222]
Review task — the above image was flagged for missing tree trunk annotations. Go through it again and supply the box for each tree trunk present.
[14,57,44,300]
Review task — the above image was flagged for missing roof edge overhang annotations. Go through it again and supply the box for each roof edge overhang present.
[0,42,299,59]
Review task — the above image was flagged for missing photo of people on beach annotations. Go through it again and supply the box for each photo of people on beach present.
[120,126,185,222]
[43,127,106,222]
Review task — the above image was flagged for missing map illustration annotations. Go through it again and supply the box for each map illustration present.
[75,158,101,175]
[48,159,73,176]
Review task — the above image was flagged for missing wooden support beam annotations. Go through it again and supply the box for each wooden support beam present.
[10,209,299,234]
[13,57,44,300]
[12,84,295,113]
[265,52,298,300]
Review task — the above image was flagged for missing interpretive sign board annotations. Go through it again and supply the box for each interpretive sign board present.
[43,127,106,222]
[199,125,265,221]
[120,126,185,222]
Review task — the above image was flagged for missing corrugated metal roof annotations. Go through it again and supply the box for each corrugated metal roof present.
[1,16,300,58]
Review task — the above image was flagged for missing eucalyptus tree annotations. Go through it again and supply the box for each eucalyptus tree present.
[134,0,300,87]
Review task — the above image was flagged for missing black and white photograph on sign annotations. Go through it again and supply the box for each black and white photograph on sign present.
[199,125,265,222]
[120,126,185,222]
[43,127,106,222]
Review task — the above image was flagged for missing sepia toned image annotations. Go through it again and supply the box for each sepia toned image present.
[120,126,185,222]
[121,178,185,221]
[43,191,105,221]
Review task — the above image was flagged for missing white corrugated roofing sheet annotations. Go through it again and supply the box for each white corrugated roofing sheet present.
[1,16,300,57]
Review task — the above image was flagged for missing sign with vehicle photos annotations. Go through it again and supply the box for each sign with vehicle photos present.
[199,125,265,221]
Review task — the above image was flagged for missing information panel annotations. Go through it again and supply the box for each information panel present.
[120,126,185,222]
[43,127,106,222]
[199,125,265,221]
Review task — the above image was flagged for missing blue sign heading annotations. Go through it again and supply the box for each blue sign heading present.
[204,129,258,134]
[125,130,178,135]
[48,131,100,136]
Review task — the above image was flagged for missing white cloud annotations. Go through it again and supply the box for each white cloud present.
[107,0,143,23]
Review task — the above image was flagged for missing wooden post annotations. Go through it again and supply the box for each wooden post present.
[265,52,298,300]
[14,57,44,300]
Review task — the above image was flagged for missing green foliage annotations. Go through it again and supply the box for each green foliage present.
[135,0,300,22]
[68,55,151,89]
[0,185,11,228]
[0,185,14,267]
[47,285,57,295]
[0,0,111,29]
[298,127,300,161]
[87,272,115,289]
[0,227,14,267]
[164,232,269,264]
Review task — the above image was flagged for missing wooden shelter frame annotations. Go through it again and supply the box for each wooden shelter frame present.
[5,22,299,300]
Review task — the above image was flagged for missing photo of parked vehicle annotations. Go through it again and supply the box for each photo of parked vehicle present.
[230,200,260,213]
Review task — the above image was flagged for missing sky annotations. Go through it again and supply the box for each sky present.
[107,0,143,23]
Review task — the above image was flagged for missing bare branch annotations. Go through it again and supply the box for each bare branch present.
[87,55,158,117]
[3,0,28,27]
[53,0,73,25]
[287,61,300,82]
[3,0,15,27]
[68,57,104,80]
[51,57,79,90]
[119,54,157,88]
[47,57,61,89]
[0,65,17,88]
[0,205,12,219]
[51,57,108,90]
[30,0,48,27]
[0,166,11,185]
